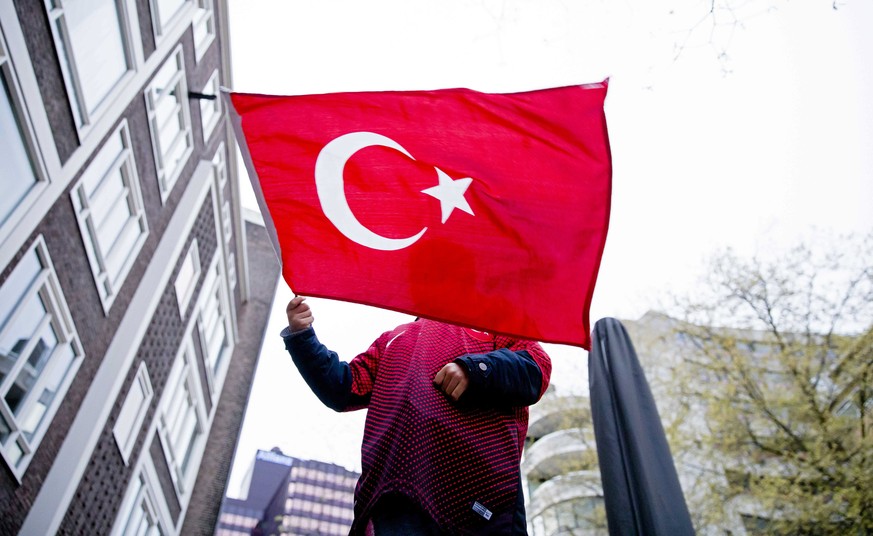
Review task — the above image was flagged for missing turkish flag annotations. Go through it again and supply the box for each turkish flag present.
[226,83,611,348]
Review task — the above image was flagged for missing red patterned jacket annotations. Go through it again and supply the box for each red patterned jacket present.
[284,319,551,535]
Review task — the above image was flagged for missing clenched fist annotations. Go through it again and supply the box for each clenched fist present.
[433,363,469,402]
[286,296,313,333]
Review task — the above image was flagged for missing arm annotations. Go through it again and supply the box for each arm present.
[452,340,551,408]
[282,297,374,412]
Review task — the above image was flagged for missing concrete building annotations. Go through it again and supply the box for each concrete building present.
[216,449,359,536]
[0,1,279,534]
[523,390,607,536]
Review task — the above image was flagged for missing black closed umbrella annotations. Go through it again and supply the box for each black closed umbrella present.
[588,317,694,536]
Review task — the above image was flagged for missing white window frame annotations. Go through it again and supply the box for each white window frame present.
[213,145,231,246]
[211,145,235,293]
[70,121,149,313]
[111,455,173,536]
[112,361,153,464]
[150,0,196,44]
[199,69,221,142]
[192,0,216,62]
[226,251,236,291]
[213,143,228,189]
[145,46,193,202]
[43,0,142,137]
[0,27,51,252]
[195,255,234,400]
[174,239,201,316]
[0,236,84,481]
[156,337,208,499]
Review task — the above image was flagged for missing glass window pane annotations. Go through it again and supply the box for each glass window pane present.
[115,376,145,436]
[154,95,179,135]
[177,408,199,474]
[0,73,38,227]
[6,315,58,417]
[125,502,145,536]
[7,438,24,467]
[192,9,212,48]
[148,50,191,195]
[0,413,12,443]
[94,183,129,248]
[81,134,124,197]
[174,244,198,312]
[168,389,192,445]
[156,0,187,30]
[0,249,41,347]
[152,58,178,92]
[158,124,183,165]
[0,294,48,386]
[104,217,140,280]
[65,0,128,114]
[89,165,126,223]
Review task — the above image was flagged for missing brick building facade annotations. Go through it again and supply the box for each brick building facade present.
[0,1,279,534]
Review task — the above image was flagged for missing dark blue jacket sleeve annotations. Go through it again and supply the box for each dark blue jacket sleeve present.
[454,348,544,408]
[282,326,369,412]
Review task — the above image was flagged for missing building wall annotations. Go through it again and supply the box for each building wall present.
[57,197,217,535]
[182,222,279,535]
[522,392,606,536]
[0,0,279,534]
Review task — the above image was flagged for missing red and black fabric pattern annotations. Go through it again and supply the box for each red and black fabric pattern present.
[284,319,551,535]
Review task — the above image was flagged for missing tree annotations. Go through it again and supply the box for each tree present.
[668,0,846,71]
[668,232,873,534]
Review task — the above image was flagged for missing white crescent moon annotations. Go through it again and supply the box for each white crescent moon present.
[315,132,427,251]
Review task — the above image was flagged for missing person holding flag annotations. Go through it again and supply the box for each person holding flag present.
[226,82,612,350]
[228,80,610,533]
[282,296,551,535]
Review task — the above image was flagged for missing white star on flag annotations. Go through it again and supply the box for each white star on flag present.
[421,168,474,224]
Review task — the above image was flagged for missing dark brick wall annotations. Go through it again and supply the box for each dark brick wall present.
[180,222,280,536]
[136,0,157,60]
[57,194,217,536]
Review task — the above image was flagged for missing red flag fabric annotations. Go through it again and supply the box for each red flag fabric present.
[226,83,611,348]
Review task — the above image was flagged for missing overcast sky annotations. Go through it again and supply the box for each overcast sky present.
[224,0,873,497]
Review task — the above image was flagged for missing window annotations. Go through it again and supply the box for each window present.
[213,144,228,188]
[196,258,232,396]
[114,466,170,536]
[221,201,232,245]
[212,146,235,290]
[45,0,135,130]
[226,251,236,291]
[145,47,193,201]
[212,145,230,246]
[157,340,206,497]
[71,122,148,312]
[199,70,221,141]
[174,239,200,316]
[192,0,216,61]
[0,237,83,478]
[150,0,193,40]
[112,362,153,464]
[0,29,45,243]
